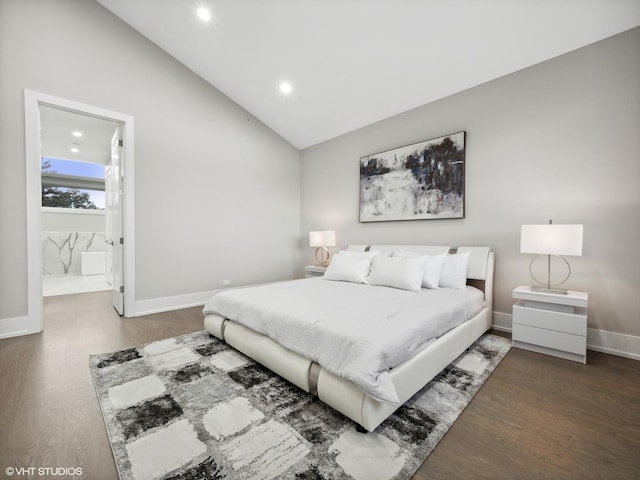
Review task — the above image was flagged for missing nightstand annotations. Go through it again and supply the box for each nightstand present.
[512,286,588,364]
[304,265,327,278]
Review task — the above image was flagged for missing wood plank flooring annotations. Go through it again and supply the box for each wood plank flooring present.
[0,292,203,479]
[417,334,640,479]
[1,291,639,479]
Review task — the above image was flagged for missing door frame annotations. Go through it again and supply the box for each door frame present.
[24,89,136,332]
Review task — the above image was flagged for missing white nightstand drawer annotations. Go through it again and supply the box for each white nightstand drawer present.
[513,323,586,355]
[513,302,586,336]
[512,286,588,363]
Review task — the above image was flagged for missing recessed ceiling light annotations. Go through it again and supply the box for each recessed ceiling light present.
[72,131,83,137]
[70,147,79,153]
[197,7,211,22]
[280,82,292,95]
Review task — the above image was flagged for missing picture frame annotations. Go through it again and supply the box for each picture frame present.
[359,131,466,222]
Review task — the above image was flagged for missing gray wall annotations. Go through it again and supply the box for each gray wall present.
[300,27,640,337]
[0,0,300,320]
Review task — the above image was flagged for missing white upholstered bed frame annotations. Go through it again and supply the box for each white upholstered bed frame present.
[203,245,494,432]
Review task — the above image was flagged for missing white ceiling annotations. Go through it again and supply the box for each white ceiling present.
[96,0,640,149]
[40,106,120,165]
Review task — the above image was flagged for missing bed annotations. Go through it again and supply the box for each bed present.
[203,245,494,432]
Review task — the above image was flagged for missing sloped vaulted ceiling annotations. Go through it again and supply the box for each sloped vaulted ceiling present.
[97,0,640,149]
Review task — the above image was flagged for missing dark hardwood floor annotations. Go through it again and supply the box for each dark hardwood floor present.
[1,291,639,479]
[0,291,203,479]
[418,331,640,479]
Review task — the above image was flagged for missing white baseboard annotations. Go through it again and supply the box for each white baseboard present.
[491,312,512,333]
[0,315,32,339]
[586,328,640,361]
[133,290,219,317]
[132,282,279,317]
[491,311,640,361]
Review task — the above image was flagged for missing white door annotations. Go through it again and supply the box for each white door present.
[105,162,113,287]
[107,127,124,315]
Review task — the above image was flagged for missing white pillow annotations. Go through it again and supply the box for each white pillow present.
[323,254,372,284]
[439,251,470,289]
[393,250,446,289]
[366,255,427,292]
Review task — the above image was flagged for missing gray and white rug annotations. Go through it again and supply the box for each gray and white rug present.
[90,331,510,480]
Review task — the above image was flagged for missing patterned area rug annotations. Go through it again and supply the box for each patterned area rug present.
[90,331,510,480]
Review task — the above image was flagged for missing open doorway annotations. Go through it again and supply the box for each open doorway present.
[24,90,135,333]
[39,106,118,297]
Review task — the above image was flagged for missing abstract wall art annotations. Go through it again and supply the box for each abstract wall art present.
[359,132,466,222]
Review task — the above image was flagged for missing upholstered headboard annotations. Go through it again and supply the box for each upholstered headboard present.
[456,246,491,281]
[368,244,450,256]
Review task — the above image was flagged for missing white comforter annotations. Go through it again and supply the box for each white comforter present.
[203,278,484,405]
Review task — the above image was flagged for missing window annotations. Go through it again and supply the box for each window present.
[41,157,106,209]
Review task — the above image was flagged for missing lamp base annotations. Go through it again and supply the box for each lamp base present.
[528,255,571,295]
[314,247,330,267]
[528,285,568,295]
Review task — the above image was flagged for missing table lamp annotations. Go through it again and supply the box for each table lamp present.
[309,230,335,267]
[520,220,583,294]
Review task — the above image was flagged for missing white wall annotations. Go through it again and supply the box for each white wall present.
[300,27,640,338]
[42,208,105,232]
[0,0,300,325]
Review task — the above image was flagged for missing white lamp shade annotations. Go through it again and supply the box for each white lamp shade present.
[309,230,336,247]
[521,224,583,256]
